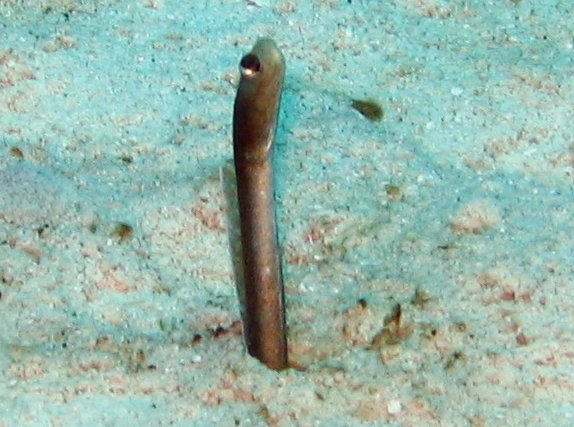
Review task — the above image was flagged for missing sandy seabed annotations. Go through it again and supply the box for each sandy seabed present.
[0,1,573,426]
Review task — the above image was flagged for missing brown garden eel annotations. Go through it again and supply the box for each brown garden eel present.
[232,38,287,370]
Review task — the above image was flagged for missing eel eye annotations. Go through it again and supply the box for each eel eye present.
[240,53,261,77]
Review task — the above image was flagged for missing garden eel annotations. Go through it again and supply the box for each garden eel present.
[232,38,287,370]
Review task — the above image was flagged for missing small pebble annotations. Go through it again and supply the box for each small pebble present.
[387,399,402,415]
[451,86,464,96]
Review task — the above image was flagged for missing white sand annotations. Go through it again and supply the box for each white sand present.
[1,0,573,425]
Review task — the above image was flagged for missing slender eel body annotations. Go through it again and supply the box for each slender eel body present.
[232,38,287,370]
